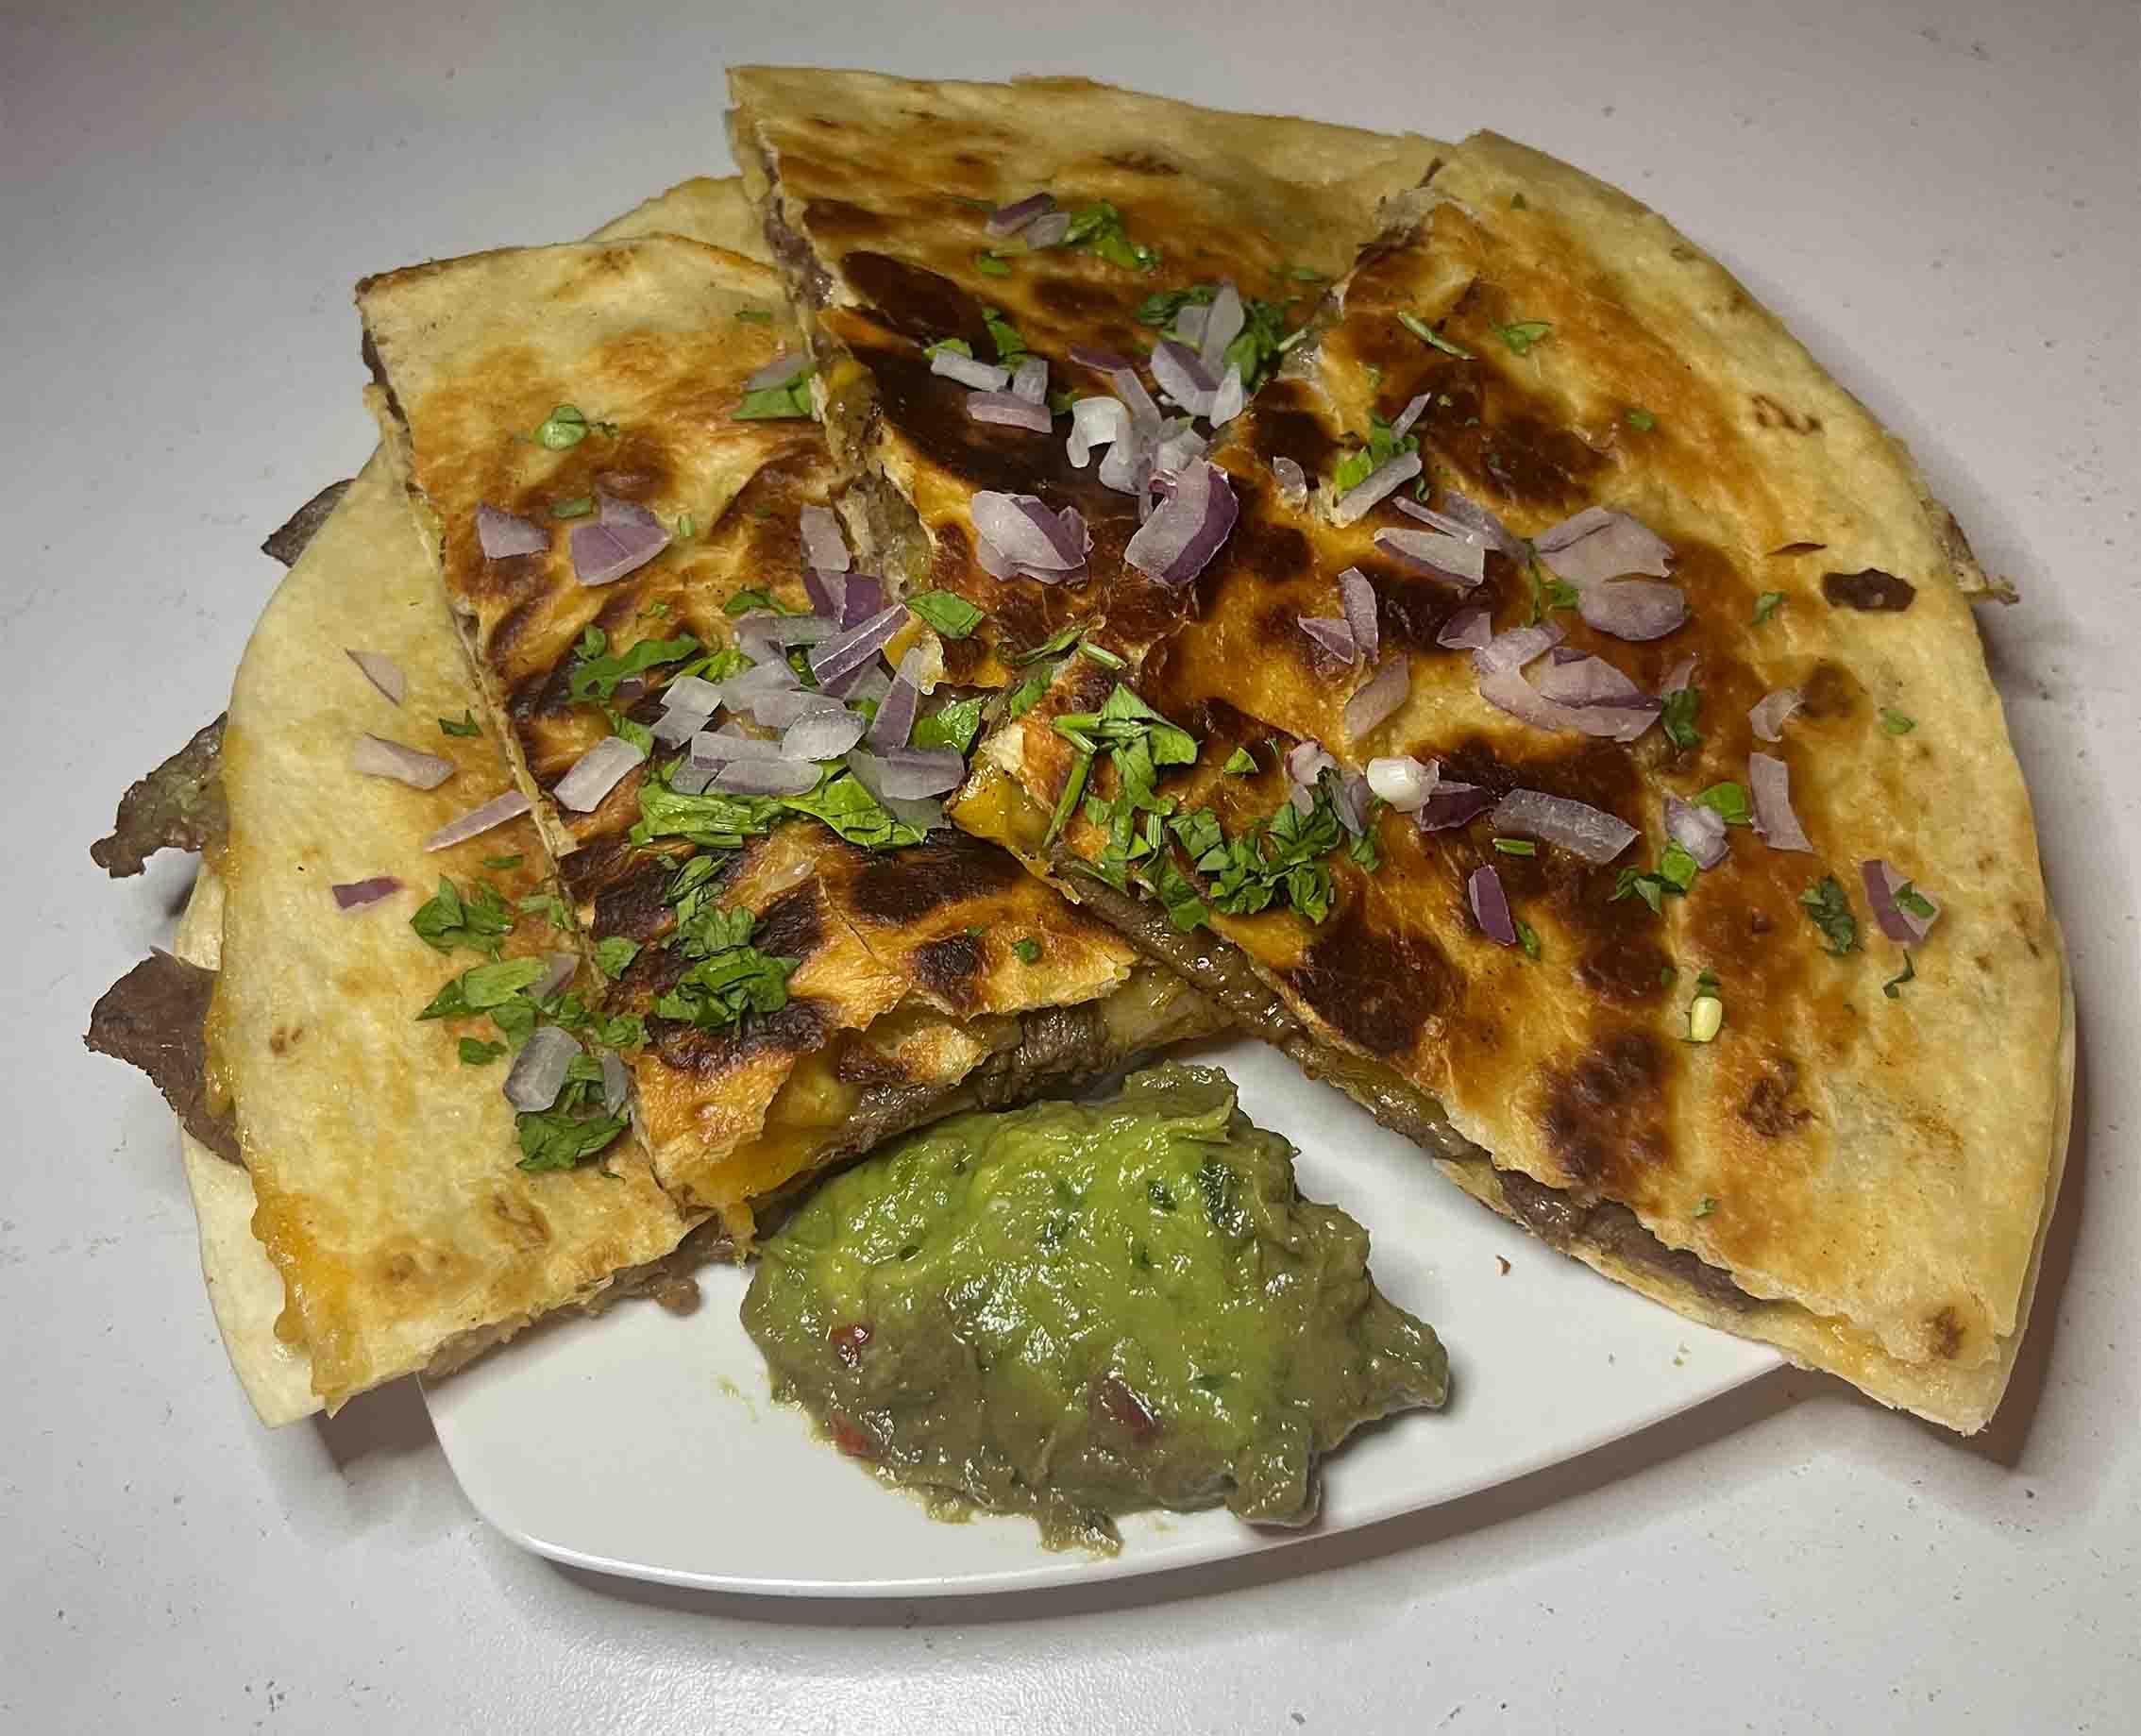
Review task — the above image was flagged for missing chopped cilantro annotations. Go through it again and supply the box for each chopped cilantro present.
[1046,389,1076,415]
[593,935,640,980]
[911,696,986,755]
[1526,554,1580,623]
[734,307,773,323]
[567,628,701,702]
[674,514,697,540]
[1880,707,1917,735]
[1010,936,1043,965]
[1003,672,1053,718]
[922,337,974,362]
[735,366,816,420]
[1494,320,1552,356]
[439,709,481,737]
[600,704,653,755]
[515,1064,629,1173]
[1660,964,1679,990]
[1223,746,1258,776]
[652,904,798,1035]
[1694,782,1753,826]
[534,404,615,449]
[722,588,804,616]
[411,876,516,959]
[1150,854,1210,932]
[550,495,595,519]
[1333,412,1420,494]
[1658,841,1699,893]
[1398,310,1473,359]
[1798,875,1860,956]
[1753,590,1787,626]
[782,769,928,849]
[1515,919,1542,961]
[1660,685,1704,751]
[1694,1196,1717,1218]
[516,889,573,931]
[458,1037,506,1066]
[980,306,1028,362]
[1062,200,1160,272]
[1612,843,1698,916]
[1013,623,1085,664]
[1625,407,1656,431]
[417,955,549,1020]
[1882,952,1916,999]
[1080,640,1126,670]
[1509,193,1528,211]
[638,601,670,620]
[973,250,1013,278]
[1894,881,1938,920]
[1492,837,1538,856]
[906,589,986,640]
[1131,285,1307,393]
[481,853,523,870]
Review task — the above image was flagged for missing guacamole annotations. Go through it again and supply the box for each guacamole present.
[741,1063,1448,1550]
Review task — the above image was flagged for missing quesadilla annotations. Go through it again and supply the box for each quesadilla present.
[931,135,2071,1432]
[725,66,1443,686]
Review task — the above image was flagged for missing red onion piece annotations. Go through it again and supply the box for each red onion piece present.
[650,702,704,748]
[424,789,531,851]
[973,492,1084,572]
[1482,665,1657,742]
[802,566,847,622]
[1272,455,1307,508]
[1110,367,1163,436]
[1285,741,1338,811]
[351,733,454,790]
[1334,771,1374,836]
[1155,420,1209,474]
[346,649,406,705]
[1069,396,1129,467]
[1198,283,1245,375]
[932,347,1011,391]
[869,649,925,750]
[1024,210,1070,249]
[745,349,810,392]
[1421,489,1525,560]
[1342,657,1409,741]
[1331,451,1423,527]
[1366,754,1438,812]
[668,761,716,795]
[1661,657,1698,696]
[736,610,836,649]
[800,504,850,572]
[847,747,964,799]
[1748,752,1812,852]
[782,708,868,762]
[476,505,547,560]
[330,876,403,911]
[1340,569,1379,665]
[1664,795,1729,869]
[662,674,724,716]
[599,1052,632,1116]
[1391,392,1433,441]
[569,516,669,586]
[1150,340,1217,416]
[1018,497,1089,566]
[808,603,905,686]
[689,729,786,767]
[1862,858,1939,942]
[553,734,646,812]
[1010,357,1049,405]
[1418,778,1494,832]
[1374,527,1486,588]
[1577,579,1689,641]
[1099,431,1155,503]
[840,665,892,709]
[1298,615,1358,665]
[986,192,1055,237]
[1749,686,1805,743]
[965,391,1053,432]
[717,658,797,711]
[531,951,580,1003]
[504,1025,582,1113]
[1534,506,1615,553]
[840,573,885,627]
[1437,607,1492,650]
[1491,787,1638,864]
[1123,459,1238,586]
[750,688,850,730]
[597,494,663,534]
[712,758,822,796]
[1473,621,1563,674]
[1534,653,1658,712]
[1209,366,1246,428]
[1173,303,1208,346]
[1539,510,1675,586]
[1070,345,1136,373]
[1469,865,1518,947]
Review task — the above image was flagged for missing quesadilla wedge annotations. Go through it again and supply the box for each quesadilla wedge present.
[354,225,1219,1234]
[725,66,1444,686]
[942,134,2070,1432]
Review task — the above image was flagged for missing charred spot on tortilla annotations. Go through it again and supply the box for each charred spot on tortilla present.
[851,830,1027,926]
[1739,1053,1813,1138]
[1285,896,1456,1058]
[84,951,239,1163]
[1538,1029,1670,1189]
[92,715,228,878]
[912,933,986,1009]
[1822,568,1916,612]
[261,479,354,567]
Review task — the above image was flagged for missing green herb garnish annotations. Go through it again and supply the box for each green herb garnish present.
[1494,320,1552,356]
[1398,311,1473,359]
[651,904,798,1035]
[481,853,523,870]
[1660,685,1703,751]
[1694,1196,1717,1218]
[417,955,549,1020]
[550,495,595,519]
[592,936,640,980]
[515,1060,629,1173]
[411,876,516,959]
[1515,919,1542,961]
[734,307,773,323]
[568,628,701,703]
[1753,590,1787,626]
[1625,407,1656,431]
[1882,952,1916,999]
[516,889,573,931]
[439,710,481,738]
[1062,200,1160,272]
[458,1037,507,1066]
[911,696,986,755]
[906,589,986,640]
[735,365,816,420]
[1694,782,1753,826]
[1798,875,1860,956]
[1492,837,1538,856]
[981,306,1028,362]
[1893,881,1938,920]
[1010,936,1043,965]
[533,404,614,449]
[1223,746,1257,776]
[1880,707,1916,735]
[973,250,1013,278]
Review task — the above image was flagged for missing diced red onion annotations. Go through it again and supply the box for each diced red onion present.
[736,610,836,649]
[1011,357,1049,405]
[840,573,885,627]
[1331,451,1423,527]
[1748,752,1812,852]
[966,391,1053,432]
[1099,430,1155,501]
[1473,620,1563,674]
[1418,778,1494,832]
[1285,741,1338,811]
[424,789,531,851]
[1538,510,1675,586]
[1110,367,1162,435]
[750,687,851,730]
[597,494,663,534]
[668,760,716,795]
[712,758,822,796]
[1577,580,1688,641]
[1150,340,1218,416]
[346,649,406,705]
[1209,365,1246,427]
[553,734,646,812]
[972,492,1084,572]
[1272,455,1307,508]
[802,565,847,621]
[1437,607,1492,650]
[650,702,704,748]
[1749,686,1805,743]
[1534,653,1658,712]
[1862,859,1939,942]
[1418,489,1525,560]
[476,505,547,560]
[504,1025,582,1113]
[1123,459,1237,586]
[932,347,1011,391]
[1481,665,1657,742]
[1664,795,1729,869]
[1340,568,1379,665]
[782,708,868,762]
[599,1052,632,1116]
[717,657,797,711]
[1534,506,1615,553]
[1366,754,1438,812]
[745,349,809,392]
[351,733,454,790]
[663,674,724,716]
[1024,211,1070,249]
[1155,420,1209,474]
[869,649,925,750]
[840,665,892,708]
[1071,345,1137,374]
[689,729,787,767]
[1374,527,1486,588]
[1490,787,1638,864]
[800,504,850,572]
[1661,658,1698,697]
[847,747,964,799]
[1198,283,1245,375]
[1173,303,1208,346]
[1334,771,1374,836]
[569,516,669,586]
[1069,396,1130,467]
[1469,865,1518,947]
[1298,615,1357,665]
[531,951,580,1003]
[330,876,403,911]
[809,603,905,685]
[1343,658,1410,740]
[1391,392,1433,440]
[986,192,1055,237]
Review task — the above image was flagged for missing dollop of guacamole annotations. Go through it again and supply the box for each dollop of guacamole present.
[741,1063,1448,1550]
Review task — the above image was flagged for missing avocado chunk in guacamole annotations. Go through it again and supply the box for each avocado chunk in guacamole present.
[741,1062,1448,1551]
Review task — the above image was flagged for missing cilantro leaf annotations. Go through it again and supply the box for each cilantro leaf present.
[1660,686,1703,751]
[410,876,516,958]
[906,590,986,640]
[1694,782,1753,826]
[1492,837,1538,856]
[973,251,1013,278]
[1515,919,1542,961]
[1625,407,1656,431]
[1398,311,1473,359]
[516,890,573,931]
[723,589,804,617]
[550,495,595,519]
[1882,952,1916,999]
[735,367,816,420]
[1893,881,1938,920]
[1494,320,1552,355]
[481,853,523,870]
[534,404,614,449]
[439,710,481,738]
[1223,746,1257,775]
[417,956,548,1020]
[781,770,927,850]
[1753,591,1787,626]
[980,306,1028,362]
[630,771,785,851]
[1149,854,1210,932]
[568,631,701,703]
[515,1074,629,1173]
[458,1037,506,1065]
[734,307,773,324]
[910,696,986,755]
[593,936,641,980]
[1880,707,1916,735]
[1003,672,1053,718]
[1010,936,1043,965]
[1062,200,1160,272]
[651,905,798,1035]
[1798,875,1860,956]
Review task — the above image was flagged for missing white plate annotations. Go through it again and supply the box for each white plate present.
[425,1037,1779,1596]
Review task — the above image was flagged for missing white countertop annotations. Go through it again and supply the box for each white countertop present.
[6,0,2136,1728]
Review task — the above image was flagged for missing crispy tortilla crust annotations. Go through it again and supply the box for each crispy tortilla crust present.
[952,132,2066,1427]
[726,66,1445,682]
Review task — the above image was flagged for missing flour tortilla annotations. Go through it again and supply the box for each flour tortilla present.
[948,133,2068,1430]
